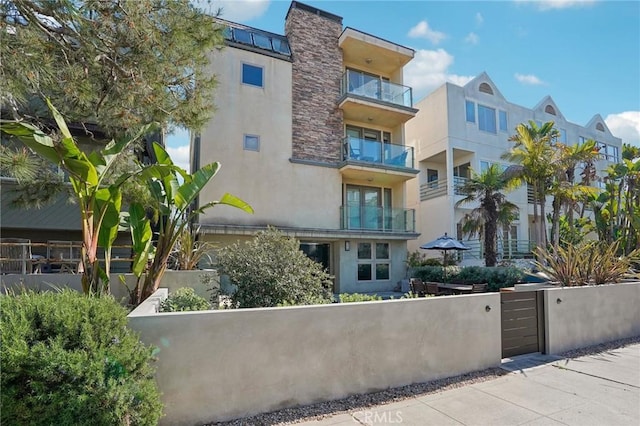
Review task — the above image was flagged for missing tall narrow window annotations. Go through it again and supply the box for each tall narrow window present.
[242,63,263,87]
[465,100,476,123]
[499,110,507,132]
[478,104,496,133]
[559,128,567,143]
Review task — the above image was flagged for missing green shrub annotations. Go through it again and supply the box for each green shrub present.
[216,227,334,308]
[160,287,211,312]
[412,265,525,291]
[412,265,445,282]
[339,293,382,303]
[534,241,640,286]
[1,290,162,425]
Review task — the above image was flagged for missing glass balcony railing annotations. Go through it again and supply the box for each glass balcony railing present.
[341,70,413,108]
[343,137,414,169]
[340,205,415,232]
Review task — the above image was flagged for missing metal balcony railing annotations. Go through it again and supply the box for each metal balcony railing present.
[340,69,413,108]
[457,239,537,262]
[419,177,468,201]
[340,205,415,232]
[343,137,414,169]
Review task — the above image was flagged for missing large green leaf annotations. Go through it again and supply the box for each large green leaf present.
[64,157,99,188]
[128,203,154,277]
[152,142,174,166]
[198,193,254,215]
[46,99,72,141]
[175,162,220,210]
[96,187,122,250]
[0,121,60,164]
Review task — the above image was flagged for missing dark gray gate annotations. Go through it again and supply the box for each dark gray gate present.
[501,291,545,358]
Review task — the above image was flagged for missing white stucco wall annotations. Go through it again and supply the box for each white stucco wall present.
[543,283,640,354]
[128,294,501,424]
[406,74,623,247]
[196,47,343,229]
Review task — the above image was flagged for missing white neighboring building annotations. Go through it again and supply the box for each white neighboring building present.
[405,72,622,262]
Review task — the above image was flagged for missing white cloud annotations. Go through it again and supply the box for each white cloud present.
[408,20,447,44]
[196,0,270,22]
[166,145,191,173]
[403,49,474,100]
[465,32,479,45]
[475,12,484,26]
[516,0,597,11]
[515,73,545,85]
[605,111,640,147]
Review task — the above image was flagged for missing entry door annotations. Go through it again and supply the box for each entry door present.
[347,185,381,230]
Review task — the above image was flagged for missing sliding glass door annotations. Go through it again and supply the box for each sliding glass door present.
[347,185,382,230]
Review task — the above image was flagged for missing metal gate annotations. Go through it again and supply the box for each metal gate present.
[501,291,545,358]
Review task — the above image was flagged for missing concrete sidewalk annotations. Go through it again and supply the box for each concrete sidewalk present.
[296,344,640,425]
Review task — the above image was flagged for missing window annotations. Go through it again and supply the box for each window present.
[479,82,494,95]
[272,38,291,55]
[559,128,567,143]
[545,105,556,115]
[596,122,605,132]
[478,104,496,133]
[579,136,586,144]
[454,162,470,179]
[481,160,508,173]
[243,134,260,151]
[233,28,252,44]
[252,33,272,50]
[600,143,620,162]
[499,110,507,132]
[427,169,438,188]
[242,63,263,87]
[465,100,475,123]
[357,242,390,281]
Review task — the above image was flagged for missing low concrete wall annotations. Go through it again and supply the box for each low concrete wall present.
[544,282,640,354]
[0,270,219,303]
[128,293,501,424]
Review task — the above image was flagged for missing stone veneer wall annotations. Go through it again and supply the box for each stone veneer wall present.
[285,5,344,163]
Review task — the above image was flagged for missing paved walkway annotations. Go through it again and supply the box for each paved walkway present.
[296,344,640,425]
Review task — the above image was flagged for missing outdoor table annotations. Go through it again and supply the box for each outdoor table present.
[437,283,473,295]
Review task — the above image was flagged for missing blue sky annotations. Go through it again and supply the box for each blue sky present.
[167,0,640,168]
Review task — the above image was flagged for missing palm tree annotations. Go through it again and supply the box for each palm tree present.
[549,138,601,249]
[456,164,519,267]
[502,121,559,251]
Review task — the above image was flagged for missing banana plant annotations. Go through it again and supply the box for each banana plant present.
[0,100,150,296]
[129,142,253,304]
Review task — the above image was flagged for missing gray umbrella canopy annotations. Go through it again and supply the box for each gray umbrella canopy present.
[420,233,471,251]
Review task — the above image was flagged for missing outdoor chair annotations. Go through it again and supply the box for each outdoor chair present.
[472,283,488,293]
[425,282,445,296]
[409,278,426,297]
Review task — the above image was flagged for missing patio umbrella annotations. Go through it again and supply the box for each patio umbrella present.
[419,233,471,281]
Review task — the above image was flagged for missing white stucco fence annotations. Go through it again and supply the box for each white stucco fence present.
[544,282,640,354]
[128,293,502,425]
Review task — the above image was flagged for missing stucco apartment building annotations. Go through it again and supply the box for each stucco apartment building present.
[405,72,623,261]
[192,1,420,293]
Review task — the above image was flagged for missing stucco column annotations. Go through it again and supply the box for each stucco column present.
[446,144,456,235]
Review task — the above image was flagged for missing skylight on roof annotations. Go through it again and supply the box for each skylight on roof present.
[224,24,291,57]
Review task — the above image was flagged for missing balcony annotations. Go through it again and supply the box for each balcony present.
[339,70,417,128]
[419,177,469,201]
[340,137,418,184]
[339,27,414,75]
[340,205,415,233]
